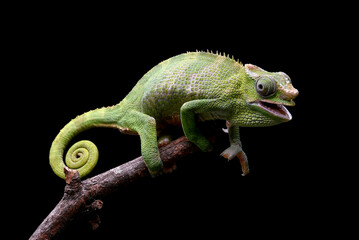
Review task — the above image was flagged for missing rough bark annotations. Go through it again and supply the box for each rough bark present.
[30,136,200,240]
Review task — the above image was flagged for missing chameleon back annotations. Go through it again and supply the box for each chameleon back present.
[135,52,242,120]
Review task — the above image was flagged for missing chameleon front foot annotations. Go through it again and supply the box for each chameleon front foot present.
[146,161,164,177]
[220,144,242,160]
[221,144,250,176]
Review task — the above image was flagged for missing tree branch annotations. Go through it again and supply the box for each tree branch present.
[30,136,200,240]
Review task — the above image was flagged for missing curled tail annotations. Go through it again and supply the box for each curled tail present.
[49,106,121,179]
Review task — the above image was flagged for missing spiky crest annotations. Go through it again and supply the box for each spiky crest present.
[191,50,242,66]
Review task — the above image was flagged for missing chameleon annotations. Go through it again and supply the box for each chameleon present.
[50,51,299,179]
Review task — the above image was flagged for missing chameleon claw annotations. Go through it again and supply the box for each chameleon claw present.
[237,151,249,176]
[158,136,171,147]
[220,152,230,160]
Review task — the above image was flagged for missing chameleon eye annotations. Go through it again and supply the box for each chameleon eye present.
[256,77,277,97]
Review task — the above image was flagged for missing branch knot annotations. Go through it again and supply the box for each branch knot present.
[64,167,82,196]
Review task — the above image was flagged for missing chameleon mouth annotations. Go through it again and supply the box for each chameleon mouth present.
[251,100,292,121]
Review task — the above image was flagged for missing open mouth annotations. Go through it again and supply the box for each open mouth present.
[250,100,292,121]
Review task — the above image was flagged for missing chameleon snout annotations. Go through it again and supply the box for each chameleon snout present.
[279,85,299,101]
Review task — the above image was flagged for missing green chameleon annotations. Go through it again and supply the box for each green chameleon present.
[50,51,299,179]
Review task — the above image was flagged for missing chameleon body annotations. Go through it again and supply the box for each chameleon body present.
[50,51,298,179]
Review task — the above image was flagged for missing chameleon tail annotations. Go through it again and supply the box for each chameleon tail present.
[49,106,120,179]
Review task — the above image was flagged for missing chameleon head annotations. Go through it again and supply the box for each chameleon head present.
[235,64,299,127]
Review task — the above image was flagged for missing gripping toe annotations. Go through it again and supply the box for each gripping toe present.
[220,144,242,161]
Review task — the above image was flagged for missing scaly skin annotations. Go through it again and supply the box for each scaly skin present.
[50,51,299,179]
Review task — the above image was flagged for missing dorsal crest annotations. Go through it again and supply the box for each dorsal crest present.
[186,50,242,66]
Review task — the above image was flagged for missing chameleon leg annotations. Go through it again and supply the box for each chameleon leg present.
[120,110,163,176]
[180,99,219,152]
[221,121,249,176]
[221,121,242,160]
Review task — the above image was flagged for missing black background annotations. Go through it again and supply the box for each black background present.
[5,4,353,239]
